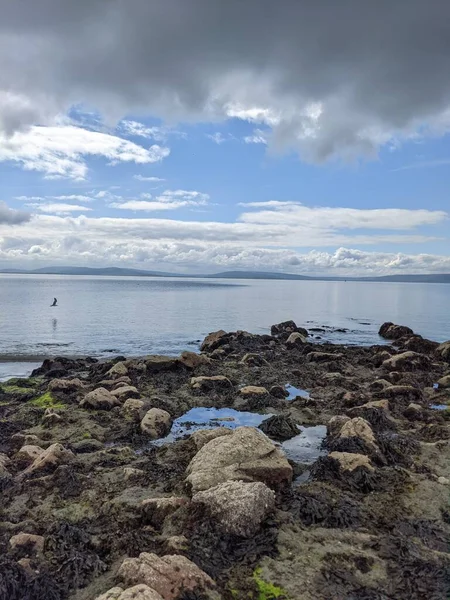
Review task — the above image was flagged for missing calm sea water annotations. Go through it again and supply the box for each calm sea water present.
[1,274,449,380]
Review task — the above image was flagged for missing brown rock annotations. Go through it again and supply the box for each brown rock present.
[122,398,145,416]
[437,341,450,361]
[95,585,164,600]
[377,385,423,403]
[190,428,233,451]
[141,497,188,526]
[118,553,215,600]
[329,451,375,472]
[239,385,268,397]
[162,536,188,554]
[179,351,211,369]
[404,403,424,420]
[327,415,351,438]
[16,445,44,463]
[382,351,431,372]
[200,330,228,352]
[437,375,450,388]
[190,375,232,391]
[80,387,121,410]
[48,378,85,393]
[107,361,129,378]
[186,426,293,492]
[42,408,63,426]
[9,532,45,556]
[141,408,172,439]
[20,443,74,478]
[338,417,376,446]
[286,332,307,346]
[240,353,269,366]
[110,385,140,401]
[145,356,181,373]
[368,379,391,392]
[192,480,275,537]
[378,322,414,340]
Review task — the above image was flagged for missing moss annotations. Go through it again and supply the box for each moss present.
[0,384,33,395]
[29,392,65,409]
[253,568,289,600]
[4,377,40,388]
[81,432,92,439]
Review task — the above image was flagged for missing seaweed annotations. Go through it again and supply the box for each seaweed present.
[376,433,420,467]
[310,456,380,493]
[0,556,27,600]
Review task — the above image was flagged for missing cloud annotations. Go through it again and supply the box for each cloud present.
[134,174,165,182]
[238,201,299,208]
[0,201,31,225]
[3,2,450,160]
[243,129,268,145]
[206,132,226,145]
[17,194,93,203]
[111,189,210,212]
[0,125,170,179]
[26,203,93,214]
[119,120,166,141]
[392,158,450,172]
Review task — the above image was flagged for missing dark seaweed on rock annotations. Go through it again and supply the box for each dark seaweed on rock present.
[324,436,386,467]
[310,456,380,493]
[0,556,27,600]
[393,519,450,553]
[376,433,420,467]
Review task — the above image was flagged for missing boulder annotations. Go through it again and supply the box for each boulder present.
[190,428,233,451]
[141,497,188,527]
[404,403,424,420]
[16,445,44,463]
[72,439,104,453]
[399,335,439,354]
[80,387,121,410]
[259,415,299,441]
[379,322,414,340]
[145,356,181,373]
[99,376,133,389]
[118,553,215,600]
[327,415,351,438]
[240,353,268,367]
[368,379,391,392]
[20,443,74,478]
[9,533,45,556]
[141,408,172,439]
[437,374,450,388]
[200,330,228,352]
[329,451,375,472]
[338,417,376,447]
[48,378,85,393]
[239,385,268,397]
[307,352,343,363]
[42,408,63,426]
[436,341,450,361]
[382,351,431,372]
[122,398,145,416]
[190,375,232,391]
[192,480,275,537]
[271,321,308,339]
[376,385,423,404]
[107,361,129,378]
[186,426,293,492]
[110,385,140,401]
[286,332,307,346]
[179,351,211,369]
[95,585,163,600]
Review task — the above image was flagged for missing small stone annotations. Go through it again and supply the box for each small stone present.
[437,375,450,388]
[329,451,375,472]
[239,385,268,397]
[269,385,289,399]
[110,385,140,401]
[190,375,232,390]
[338,417,376,446]
[95,585,164,600]
[241,353,268,366]
[404,403,424,420]
[80,387,121,410]
[438,476,449,485]
[123,467,146,480]
[141,497,188,526]
[140,408,172,439]
[42,408,62,426]
[163,536,188,554]
[145,356,181,373]
[9,533,45,556]
[122,398,145,416]
[0,453,11,476]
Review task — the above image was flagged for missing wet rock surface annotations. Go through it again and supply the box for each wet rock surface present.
[0,320,448,599]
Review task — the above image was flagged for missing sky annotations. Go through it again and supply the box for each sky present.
[1,0,450,276]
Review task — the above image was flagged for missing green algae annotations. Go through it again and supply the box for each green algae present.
[253,569,289,600]
[29,391,65,409]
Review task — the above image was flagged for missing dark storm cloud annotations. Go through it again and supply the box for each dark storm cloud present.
[1,0,450,159]
[0,202,31,225]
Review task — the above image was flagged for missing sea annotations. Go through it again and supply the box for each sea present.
[1,274,449,381]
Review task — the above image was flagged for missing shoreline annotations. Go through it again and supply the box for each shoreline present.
[0,320,449,600]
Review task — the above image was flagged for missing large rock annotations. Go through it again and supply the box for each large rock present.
[20,443,74,478]
[376,385,423,403]
[437,374,450,388]
[379,322,414,340]
[307,352,343,363]
[437,341,450,361]
[80,387,121,410]
[286,332,307,346]
[329,451,374,472]
[9,533,45,556]
[122,398,145,417]
[107,361,129,378]
[145,356,181,373]
[48,378,85,393]
[186,426,292,492]
[141,408,172,439]
[118,553,215,600]
[190,375,232,391]
[179,351,211,369]
[141,497,188,527]
[110,385,140,401]
[95,585,163,600]
[192,480,275,537]
[200,330,228,352]
[16,445,44,463]
[382,351,431,372]
[271,320,308,339]
[338,417,376,447]
[399,335,439,354]
[190,428,233,451]
[259,415,300,441]
[240,353,269,367]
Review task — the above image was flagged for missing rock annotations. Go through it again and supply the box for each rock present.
[80,387,121,410]
[20,443,74,478]
[16,445,44,463]
[346,400,394,431]
[123,467,146,481]
[200,330,228,352]
[110,385,140,401]
[186,426,293,492]
[107,361,129,378]
[9,532,45,556]
[190,428,233,451]
[286,332,307,346]
[307,352,343,363]
[48,378,85,393]
[118,553,215,600]
[210,348,226,359]
[240,353,268,366]
[95,585,164,600]
[404,403,424,420]
[438,476,450,485]
[269,385,289,399]
[399,335,439,354]
[329,451,375,472]
[72,439,104,453]
[327,415,351,438]
[368,379,391,392]
[0,453,11,476]
[122,398,145,416]
[162,536,188,554]
[141,408,172,439]
[372,350,394,367]
[377,385,423,404]
[190,375,232,391]
[436,341,450,361]
[99,376,133,389]
[141,497,188,526]
[145,356,181,373]
[271,320,308,339]
[42,408,63,426]
[382,351,431,372]
[239,385,268,397]
[338,417,376,446]
[10,433,42,450]
[259,415,299,440]
[179,351,211,369]
[437,375,450,388]
[192,480,275,537]
[379,322,414,340]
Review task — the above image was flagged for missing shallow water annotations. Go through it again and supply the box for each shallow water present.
[285,384,310,400]
[0,362,41,382]
[279,425,327,464]
[430,404,448,410]
[1,274,450,379]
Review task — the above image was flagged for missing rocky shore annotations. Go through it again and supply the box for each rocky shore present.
[0,321,449,600]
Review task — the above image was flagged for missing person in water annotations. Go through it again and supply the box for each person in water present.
[51,298,58,307]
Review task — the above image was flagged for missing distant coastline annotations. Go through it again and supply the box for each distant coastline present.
[1,266,450,284]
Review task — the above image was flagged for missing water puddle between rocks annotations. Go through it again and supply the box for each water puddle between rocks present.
[285,384,310,400]
[279,425,327,464]
[430,404,448,411]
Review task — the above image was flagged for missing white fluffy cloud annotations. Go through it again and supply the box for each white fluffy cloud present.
[111,190,210,212]
[27,203,93,214]
[0,202,31,225]
[0,125,170,179]
[134,175,165,182]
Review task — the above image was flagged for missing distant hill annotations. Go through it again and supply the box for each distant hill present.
[1,266,450,283]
